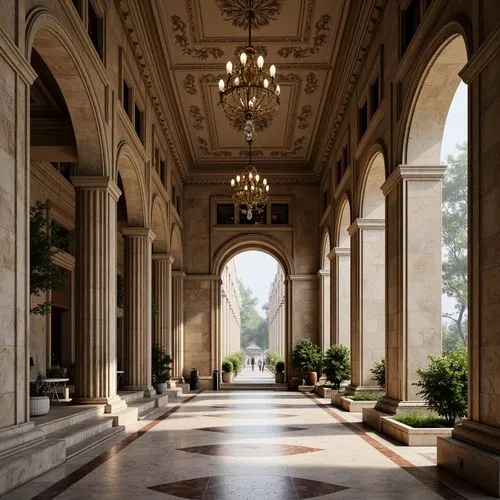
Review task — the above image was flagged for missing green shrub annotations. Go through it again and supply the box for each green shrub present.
[151,344,172,384]
[415,349,467,427]
[222,360,233,373]
[394,413,449,428]
[347,393,382,401]
[228,354,240,373]
[370,359,385,389]
[275,361,285,374]
[267,351,285,373]
[30,373,50,397]
[291,339,322,377]
[323,345,350,389]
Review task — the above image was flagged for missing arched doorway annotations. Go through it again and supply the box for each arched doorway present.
[319,231,331,353]
[333,198,351,349]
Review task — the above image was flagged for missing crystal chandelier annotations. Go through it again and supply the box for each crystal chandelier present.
[230,139,269,220]
[218,0,280,142]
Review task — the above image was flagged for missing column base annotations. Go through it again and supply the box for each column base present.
[122,385,156,398]
[438,422,500,497]
[375,397,427,415]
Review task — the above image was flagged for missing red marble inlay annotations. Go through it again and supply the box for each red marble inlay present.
[148,475,348,499]
[177,443,323,457]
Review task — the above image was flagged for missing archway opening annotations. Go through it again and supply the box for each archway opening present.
[220,250,285,384]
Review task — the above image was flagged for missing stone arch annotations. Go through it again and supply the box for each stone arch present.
[116,142,147,227]
[321,229,331,270]
[335,196,351,248]
[360,152,386,219]
[170,224,183,271]
[151,196,169,254]
[402,26,469,165]
[212,234,295,278]
[26,7,109,175]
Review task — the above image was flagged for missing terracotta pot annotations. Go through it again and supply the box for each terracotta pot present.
[222,372,233,383]
[307,371,318,385]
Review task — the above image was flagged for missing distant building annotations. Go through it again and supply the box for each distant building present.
[268,267,285,356]
[221,259,241,357]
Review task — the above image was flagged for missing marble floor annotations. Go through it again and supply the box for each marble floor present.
[233,366,275,384]
[4,391,494,500]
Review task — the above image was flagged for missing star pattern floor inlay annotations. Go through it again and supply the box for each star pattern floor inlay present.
[177,443,323,457]
[197,424,306,435]
[148,475,349,499]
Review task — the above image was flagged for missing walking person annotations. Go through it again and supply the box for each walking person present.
[251,357,255,371]
[261,358,266,372]
[258,358,262,371]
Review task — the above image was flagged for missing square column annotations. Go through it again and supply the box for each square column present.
[172,271,185,379]
[332,248,351,348]
[152,254,173,355]
[348,219,385,392]
[377,165,445,413]
[72,177,125,410]
[318,270,331,353]
[123,228,155,395]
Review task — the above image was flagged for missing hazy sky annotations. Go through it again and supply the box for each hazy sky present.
[232,251,278,317]
[229,83,467,319]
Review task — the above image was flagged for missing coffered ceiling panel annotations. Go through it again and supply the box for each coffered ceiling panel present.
[150,0,348,175]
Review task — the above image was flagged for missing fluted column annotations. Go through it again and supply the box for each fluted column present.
[333,247,351,348]
[376,166,445,413]
[152,254,173,355]
[348,219,385,393]
[318,269,331,353]
[123,228,155,394]
[72,177,124,410]
[172,271,185,379]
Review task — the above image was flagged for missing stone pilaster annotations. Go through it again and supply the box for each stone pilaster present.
[332,247,351,348]
[348,218,385,393]
[318,269,331,353]
[172,271,185,379]
[123,228,155,395]
[72,177,125,411]
[376,166,445,413]
[152,254,173,355]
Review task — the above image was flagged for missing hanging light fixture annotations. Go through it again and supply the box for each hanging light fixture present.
[230,139,269,221]
[218,0,280,142]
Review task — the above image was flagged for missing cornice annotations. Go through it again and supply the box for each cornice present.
[313,0,387,175]
[347,218,385,236]
[186,173,320,186]
[381,165,447,196]
[115,0,189,179]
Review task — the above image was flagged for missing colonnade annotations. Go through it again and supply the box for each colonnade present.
[268,267,285,356]
[220,260,241,358]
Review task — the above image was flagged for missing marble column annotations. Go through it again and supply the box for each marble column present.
[172,271,185,379]
[333,247,351,348]
[377,166,445,413]
[318,270,331,353]
[348,218,385,393]
[123,228,155,395]
[152,254,173,355]
[72,177,125,411]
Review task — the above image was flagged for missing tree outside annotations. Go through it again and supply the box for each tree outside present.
[239,279,268,348]
[442,141,468,352]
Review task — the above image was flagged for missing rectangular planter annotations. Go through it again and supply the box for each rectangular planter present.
[340,397,378,413]
[317,386,332,398]
[331,391,344,407]
[298,385,315,393]
[381,416,453,446]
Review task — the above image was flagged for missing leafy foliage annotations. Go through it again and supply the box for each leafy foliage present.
[151,344,172,384]
[266,351,284,373]
[394,413,449,428]
[239,280,268,348]
[275,361,285,374]
[291,339,322,377]
[347,393,382,401]
[222,360,233,373]
[442,143,468,350]
[323,345,351,389]
[224,351,244,374]
[370,359,385,389]
[415,349,467,427]
[30,201,68,315]
[30,373,50,397]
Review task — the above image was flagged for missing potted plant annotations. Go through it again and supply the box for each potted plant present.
[291,339,323,385]
[151,344,172,394]
[323,344,351,391]
[30,373,50,416]
[222,359,234,383]
[275,361,285,383]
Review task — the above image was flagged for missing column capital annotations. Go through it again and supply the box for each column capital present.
[172,270,186,279]
[381,165,447,196]
[317,269,331,277]
[331,246,350,257]
[122,227,156,241]
[348,218,385,236]
[152,253,174,264]
[71,176,122,201]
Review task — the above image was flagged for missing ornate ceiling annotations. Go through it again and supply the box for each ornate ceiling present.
[146,0,349,180]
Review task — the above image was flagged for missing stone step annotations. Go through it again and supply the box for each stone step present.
[164,388,183,400]
[66,426,124,459]
[109,406,139,426]
[118,391,148,404]
[36,406,105,436]
[45,417,115,449]
[0,440,65,496]
[221,383,278,390]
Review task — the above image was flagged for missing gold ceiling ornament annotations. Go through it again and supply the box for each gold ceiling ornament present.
[230,139,269,220]
[218,0,280,142]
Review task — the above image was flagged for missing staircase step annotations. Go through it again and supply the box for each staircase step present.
[109,406,139,426]
[165,388,183,400]
[118,391,147,404]
[0,440,65,496]
[36,406,104,436]
[221,383,278,390]
[127,394,169,418]
[45,417,115,449]
[66,426,124,459]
